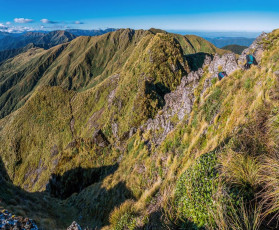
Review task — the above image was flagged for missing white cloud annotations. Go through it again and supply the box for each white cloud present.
[14,18,33,23]
[0,24,35,33]
[74,21,84,24]
[40,19,58,24]
[0,23,8,30]
[6,22,11,25]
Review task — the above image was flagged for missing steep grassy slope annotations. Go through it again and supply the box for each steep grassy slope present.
[0,29,222,120]
[0,44,67,118]
[101,29,279,229]
[0,156,79,229]
[0,29,240,229]
[0,31,193,191]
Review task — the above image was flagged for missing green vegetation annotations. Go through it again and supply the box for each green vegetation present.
[0,28,221,119]
[1,29,279,229]
[202,86,222,122]
[175,152,219,227]
[109,201,137,230]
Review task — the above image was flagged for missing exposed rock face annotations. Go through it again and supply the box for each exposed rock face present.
[92,129,110,147]
[67,221,82,230]
[274,70,279,80]
[142,54,238,145]
[144,68,204,145]
[129,127,137,138]
[208,53,239,76]
[202,53,239,93]
[0,210,38,230]
[202,55,212,67]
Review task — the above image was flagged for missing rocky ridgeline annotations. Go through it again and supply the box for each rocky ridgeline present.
[202,53,239,94]
[142,32,267,145]
[144,68,203,145]
[0,210,38,230]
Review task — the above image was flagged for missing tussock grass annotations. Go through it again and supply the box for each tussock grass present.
[211,195,263,230]
[220,150,261,190]
[260,156,279,220]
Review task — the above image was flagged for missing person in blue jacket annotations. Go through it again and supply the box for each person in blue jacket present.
[218,71,227,81]
[244,54,257,69]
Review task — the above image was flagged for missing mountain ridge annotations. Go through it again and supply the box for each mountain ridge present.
[1,29,278,229]
[0,28,224,119]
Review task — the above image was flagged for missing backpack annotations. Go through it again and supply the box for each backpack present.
[246,55,254,65]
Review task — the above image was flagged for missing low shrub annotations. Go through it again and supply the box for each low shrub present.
[175,151,219,228]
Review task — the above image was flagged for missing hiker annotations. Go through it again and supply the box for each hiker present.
[218,71,227,81]
[244,54,257,69]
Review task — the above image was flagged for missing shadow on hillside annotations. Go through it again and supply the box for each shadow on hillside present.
[80,180,136,228]
[136,210,165,230]
[46,163,119,199]
[0,157,135,229]
[143,81,170,111]
[46,163,135,228]
[185,52,213,71]
[0,156,10,183]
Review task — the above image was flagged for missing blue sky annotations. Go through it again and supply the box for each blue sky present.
[0,0,279,33]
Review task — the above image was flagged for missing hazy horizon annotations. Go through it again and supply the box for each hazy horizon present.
[1,0,279,34]
[0,27,264,39]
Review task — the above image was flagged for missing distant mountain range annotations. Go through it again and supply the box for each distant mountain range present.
[221,44,248,54]
[66,28,116,36]
[0,30,76,51]
[0,29,117,52]
[0,29,119,63]
[205,37,255,48]
[0,29,256,54]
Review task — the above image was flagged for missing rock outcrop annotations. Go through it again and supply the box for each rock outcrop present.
[238,32,268,67]
[202,53,239,93]
[208,53,239,77]
[92,129,110,147]
[0,209,38,230]
[144,68,204,145]
[67,221,82,230]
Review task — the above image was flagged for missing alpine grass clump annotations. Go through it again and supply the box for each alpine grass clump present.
[109,200,137,230]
